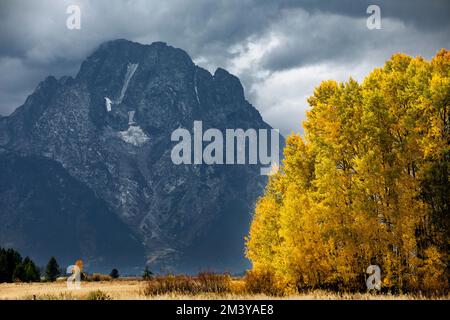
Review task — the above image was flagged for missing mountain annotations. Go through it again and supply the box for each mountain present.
[0,147,145,273]
[0,39,279,273]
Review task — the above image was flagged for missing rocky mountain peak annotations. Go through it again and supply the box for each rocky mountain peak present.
[0,39,280,273]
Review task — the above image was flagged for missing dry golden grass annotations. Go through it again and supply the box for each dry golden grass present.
[0,280,143,300]
[0,280,447,300]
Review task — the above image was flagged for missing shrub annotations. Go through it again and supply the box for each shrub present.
[92,273,112,281]
[86,290,112,300]
[143,272,232,296]
[197,272,231,294]
[244,270,282,296]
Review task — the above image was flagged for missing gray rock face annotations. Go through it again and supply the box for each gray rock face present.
[0,39,278,273]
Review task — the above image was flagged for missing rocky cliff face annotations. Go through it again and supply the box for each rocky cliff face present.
[0,39,278,273]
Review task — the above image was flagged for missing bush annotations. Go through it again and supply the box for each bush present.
[92,273,112,281]
[244,270,282,296]
[86,290,112,300]
[197,272,232,294]
[144,272,232,296]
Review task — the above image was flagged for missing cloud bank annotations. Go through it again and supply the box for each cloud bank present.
[0,0,449,135]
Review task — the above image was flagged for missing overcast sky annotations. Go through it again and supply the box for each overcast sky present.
[0,0,449,135]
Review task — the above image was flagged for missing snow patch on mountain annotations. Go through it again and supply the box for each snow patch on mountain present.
[128,110,136,125]
[118,63,139,104]
[105,97,112,112]
[104,63,138,111]
[194,70,200,105]
[118,125,149,146]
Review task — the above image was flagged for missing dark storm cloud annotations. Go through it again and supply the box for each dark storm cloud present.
[0,0,449,134]
[0,0,280,114]
[259,6,450,72]
[280,0,450,31]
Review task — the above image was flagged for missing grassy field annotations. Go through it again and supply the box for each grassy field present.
[0,280,446,300]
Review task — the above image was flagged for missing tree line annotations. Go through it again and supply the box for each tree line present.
[0,247,53,282]
[246,49,449,294]
[0,247,139,283]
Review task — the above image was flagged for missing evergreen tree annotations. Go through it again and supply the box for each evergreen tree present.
[13,263,25,282]
[0,247,22,283]
[0,248,7,282]
[110,268,119,279]
[142,266,153,280]
[22,257,40,282]
[44,257,61,282]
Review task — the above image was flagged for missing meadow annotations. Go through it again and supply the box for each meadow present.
[0,278,446,300]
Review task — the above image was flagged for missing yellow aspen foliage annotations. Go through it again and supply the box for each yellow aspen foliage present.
[246,49,449,294]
